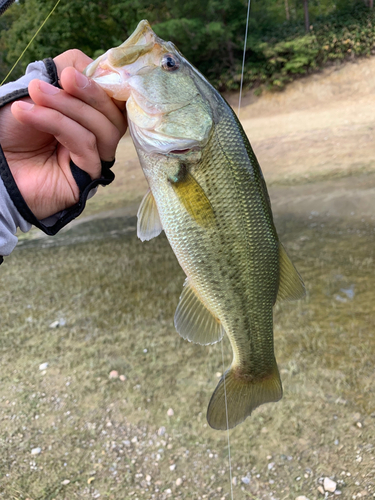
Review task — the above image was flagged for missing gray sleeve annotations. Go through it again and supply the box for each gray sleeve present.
[0,60,55,98]
[0,177,31,255]
[0,60,54,257]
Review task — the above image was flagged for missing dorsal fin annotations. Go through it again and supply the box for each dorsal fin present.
[137,189,163,242]
[174,278,224,345]
[277,243,306,302]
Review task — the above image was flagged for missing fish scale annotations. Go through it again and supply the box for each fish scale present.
[86,19,305,430]
[142,100,279,374]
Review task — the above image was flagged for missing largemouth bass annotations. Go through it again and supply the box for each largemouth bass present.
[85,20,305,430]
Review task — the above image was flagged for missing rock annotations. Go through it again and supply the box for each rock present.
[165,489,172,494]
[109,370,119,379]
[158,426,166,436]
[61,479,70,485]
[146,475,151,482]
[131,436,138,443]
[31,447,41,455]
[241,477,250,485]
[176,478,183,486]
[232,477,237,486]
[119,374,126,381]
[317,486,325,495]
[39,363,48,371]
[169,464,176,471]
[49,320,60,328]
[216,372,222,378]
[167,408,174,417]
[296,496,310,500]
[268,462,275,470]
[324,477,337,493]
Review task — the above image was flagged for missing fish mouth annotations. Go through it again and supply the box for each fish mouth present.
[84,20,172,100]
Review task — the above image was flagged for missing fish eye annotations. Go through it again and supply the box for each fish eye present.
[161,54,180,71]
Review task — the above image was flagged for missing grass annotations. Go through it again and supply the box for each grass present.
[1,207,375,500]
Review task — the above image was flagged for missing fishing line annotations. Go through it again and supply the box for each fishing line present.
[238,0,252,118]
[221,2,252,498]
[0,0,61,86]
[221,339,234,500]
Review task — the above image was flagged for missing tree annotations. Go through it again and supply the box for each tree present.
[303,0,310,32]
[285,0,290,20]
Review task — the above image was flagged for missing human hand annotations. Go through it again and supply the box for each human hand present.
[0,49,127,220]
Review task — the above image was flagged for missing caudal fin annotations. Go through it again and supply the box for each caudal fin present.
[207,364,283,430]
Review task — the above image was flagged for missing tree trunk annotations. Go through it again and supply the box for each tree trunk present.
[303,0,310,33]
[370,0,374,8]
[285,0,290,20]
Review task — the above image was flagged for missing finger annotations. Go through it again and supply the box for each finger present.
[54,49,93,78]
[61,67,127,132]
[28,78,123,162]
[11,100,102,180]
[54,52,126,113]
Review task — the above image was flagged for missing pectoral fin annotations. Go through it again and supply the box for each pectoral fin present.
[137,189,163,242]
[170,172,214,227]
[277,243,306,302]
[174,278,224,345]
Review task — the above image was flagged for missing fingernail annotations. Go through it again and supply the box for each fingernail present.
[39,80,60,95]
[75,70,89,89]
[16,101,34,110]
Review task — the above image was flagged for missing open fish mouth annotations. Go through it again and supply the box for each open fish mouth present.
[84,20,173,102]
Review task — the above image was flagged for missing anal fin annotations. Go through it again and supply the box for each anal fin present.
[174,278,224,345]
[137,189,163,242]
[277,243,306,302]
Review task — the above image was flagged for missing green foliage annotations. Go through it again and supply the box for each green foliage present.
[1,0,375,90]
[214,2,375,91]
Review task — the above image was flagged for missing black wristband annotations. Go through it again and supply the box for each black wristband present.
[0,145,115,236]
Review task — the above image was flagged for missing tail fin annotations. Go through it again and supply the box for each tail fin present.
[207,363,283,430]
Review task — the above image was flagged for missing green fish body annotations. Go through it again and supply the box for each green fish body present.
[85,20,305,430]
